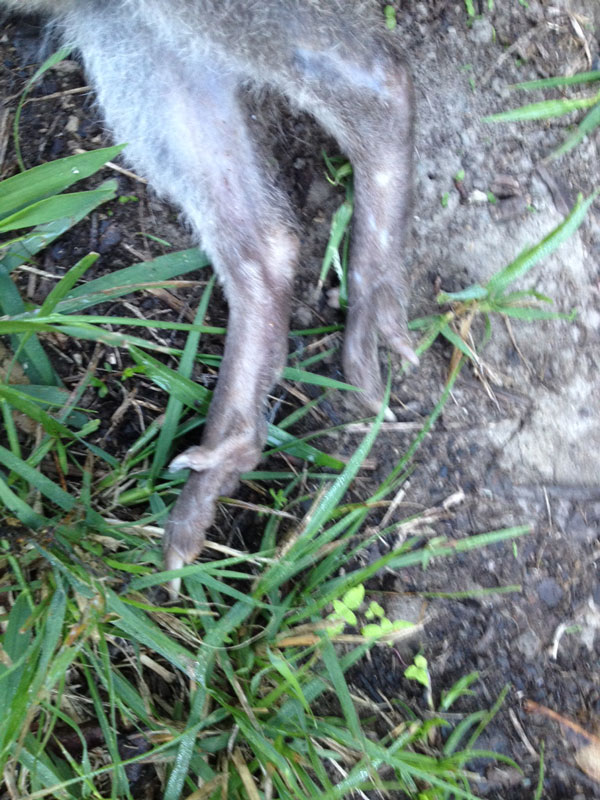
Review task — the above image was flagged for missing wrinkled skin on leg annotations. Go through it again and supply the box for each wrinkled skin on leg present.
[4,0,416,589]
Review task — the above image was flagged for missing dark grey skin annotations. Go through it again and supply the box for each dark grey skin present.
[3,0,416,588]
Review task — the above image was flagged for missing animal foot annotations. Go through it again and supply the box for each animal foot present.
[163,433,261,593]
[343,288,418,418]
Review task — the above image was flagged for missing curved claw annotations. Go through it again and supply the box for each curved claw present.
[390,338,419,367]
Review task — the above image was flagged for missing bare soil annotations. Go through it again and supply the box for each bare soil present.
[1,2,599,798]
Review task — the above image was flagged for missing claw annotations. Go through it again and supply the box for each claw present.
[383,405,397,422]
[164,546,185,598]
[393,340,419,367]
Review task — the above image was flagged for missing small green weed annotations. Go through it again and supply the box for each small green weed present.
[410,191,597,378]
[326,582,413,641]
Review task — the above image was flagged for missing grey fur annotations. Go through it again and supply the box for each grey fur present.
[3,0,416,589]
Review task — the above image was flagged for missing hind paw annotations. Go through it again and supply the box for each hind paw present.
[343,289,417,415]
[163,434,261,594]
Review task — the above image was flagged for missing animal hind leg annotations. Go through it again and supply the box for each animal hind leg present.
[61,7,299,582]
[164,220,298,579]
[160,106,298,580]
[283,36,417,416]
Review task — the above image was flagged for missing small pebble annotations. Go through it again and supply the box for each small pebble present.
[469,18,495,46]
[515,629,542,660]
[537,577,563,609]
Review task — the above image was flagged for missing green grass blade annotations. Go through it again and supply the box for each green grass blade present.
[19,312,220,335]
[320,199,353,286]
[439,323,478,359]
[282,366,360,392]
[486,191,598,297]
[437,285,488,303]
[267,647,312,715]
[256,385,389,596]
[0,188,119,233]
[152,276,214,481]
[496,306,574,321]
[164,600,254,800]
[484,92,599,123]
[15,745,69,798]
[129,345,211,408]
[105,590,197,674]
[0,445,77,512]
[0,477,47,528]
[55,248,211,314]
[550,99,600,159]
[320,636,362,741]
[0,182,120,273]
[39,253,99,315]
[12,45,72,171]
[266,424,345,469]
[0,145,125,219]
[0,267,60,385]
[511,70,600,90]
[0,385,78,439]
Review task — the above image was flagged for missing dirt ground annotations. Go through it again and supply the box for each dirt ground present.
[1,2,599,798]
